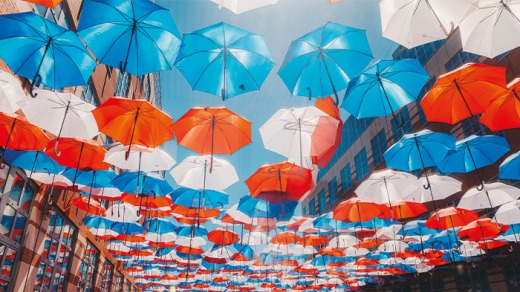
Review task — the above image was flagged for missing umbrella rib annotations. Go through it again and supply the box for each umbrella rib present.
[190,51,225,91]
[96,26,135,64]
[137,27,173,70]
[226,52,261,89]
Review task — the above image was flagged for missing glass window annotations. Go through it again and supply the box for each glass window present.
[391,107,413,142]
[318,189,327,214]
[392,41,443,65]
[144,75,151,101]
[100,260,114,292]
[78,82,100,106]
[0,162,8,193]
[354,148,369,181]
[78,241,99,292]
[115,272,124,292]
[125,280,131,292]
[328,178,338,204]
[445,50,480,71]
[308,199,316,216]
[371,130,388,167]
[340,164,352,194]
[153,73,162,109]
[115,72,131,97]
[9,173,34,212]
[35,210,77,292]
[33,3,70,29]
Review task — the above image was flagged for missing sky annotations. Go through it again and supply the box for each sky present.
[157,0,397,210]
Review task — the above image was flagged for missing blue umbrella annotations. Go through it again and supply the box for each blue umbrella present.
[170,187,229,209]
[279,22,373,104]
[3,150,63,175]
[111,171,173,196]
[175,225,208,237]
[342,59,429,123]
[439,135,510,189]
[0,12,96,97]
[145,218,177,234]
[77,0,181,76]
[236,196,298,221]
[175,22,274,101]
[111,221,145,235]
[499,151,520,180]
[62,168,116,191]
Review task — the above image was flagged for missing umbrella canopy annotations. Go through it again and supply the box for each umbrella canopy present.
[420,63,507,128]
[104,143,175,171]
[499,151,520,180]
[4,150,63,175]
[175,22,274,100]
[170,155,238,191]
[72,196,106,216]
[236,196,298,221]
[459,0,520,58]
[105,203,141,222]
[0,113,50,156]
[388,201,428,220]
[170,188,228,209]
[279,22,373,104]
[458,218,509,241]
[458,182,520,210]
[494,200,520,225]
[355,169,420,205]
[414,175,462,203]
[342,59,429,120]
[111,171,173,197]
[45,138,109,171]
[77,0,182,76]
[208,229,239,245]
[379,0,476,48]
[333,197,388,222]
[0,71,26,113]
[425,207,479,230]
[210,0,278,14]
[23,0,62,8]
[480,77,520,131]
[0,12,96,96]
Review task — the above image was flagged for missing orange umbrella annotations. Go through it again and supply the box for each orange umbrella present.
[318,247,345,257]
[72,195,106,216]
[333,197,389,222]
[173,106,251,170]
[313,96,343,168]
[23,0,62,8]
[245,162,312,204]
[387,201,428,220]
[271,231,301,245]
[0,113,49,167]
[420,63,507,130]
[92,97,174,159]
[480,77,520,131]
[457,218,509,241]
[207,228,239,245]
[425,207,479,230]
[171,205,220,219]
[300,234,329,247]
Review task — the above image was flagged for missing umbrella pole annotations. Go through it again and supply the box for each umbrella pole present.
[355,202,364,239]
[415,137,439,218]
[20,152,40,205]
[125,109,140,160]
[383,177,395,219]
[453,80,479,133]
[0,118,16,169]
[135,151,142,196]
[29,38,52,98]
[377,73,405,127]
[119,20,137,75]
[318,48,340,105]
[210,116,216,173]
[70,142,85,194]
[221,46,228,101]
[466,143,485,191]
[53,100,72,157]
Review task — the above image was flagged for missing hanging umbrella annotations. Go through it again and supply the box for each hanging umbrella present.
[279,22,373,104]
[77,0,181,76]
[92,97,174,159]
[122,194,172,217]
[420,63,507,130]
[245,162,313,204]
[72,196,106,216]
[439,135,510,189]
[342,59,429,123]
[332,197,388,222]
[170,188,228,210]
[328,235,359,249]
[4,150,63,175]
[111,171,173,197]
[145,218,177,247]
[379,0,476,48]
[499,151,520,180]
[170,155,238,191]
[236,196,298,221]
[208,229,239,245]
[480,77,520,131]
[413,174,462,203]
[210,0,278,14]
[0,12,96,96]
[387,201,428,220]
[0,71,27,113]
[457,182,520,210]
[260,106,339,168]
[458,218,509,241]
[378,240,409,253]
[493,200,520,225]
[104,143,175,171]
[425,207,479,230]
[313,96,343,168]
[459,0,520,58]
[173,106,251,171]
[175,22,274,100]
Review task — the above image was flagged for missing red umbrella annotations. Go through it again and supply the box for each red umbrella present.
[72,195,106,216]
[457,218,509,241]
[271,231,301,245]
[333,197,389,222]
[425,207,479,230]
[300,234,328,247]
[387,201,428,220]
[480,77,520,131]
[313,96,342,168]
[207,228,239,245]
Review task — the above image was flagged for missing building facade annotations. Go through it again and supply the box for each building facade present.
[0,1,162,291]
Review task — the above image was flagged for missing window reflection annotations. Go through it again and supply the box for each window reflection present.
[100,260,114,292]
[78,242,99,292]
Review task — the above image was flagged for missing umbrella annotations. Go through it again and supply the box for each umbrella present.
[313,96,343,168]
[420,63,507,130]
[208,229,239,245]
[328,235,359,249]
[342,59,429,124]
[378,240,408,253]
[493,200,520,225]
[170,155,239,191]
[387,201,428,220]
[104,143,175,171]
[72,196,106,216]
[210,0,278,14]
[332,197,388,222]
[480,77,520,131]
[111,171,173,197]
[457,182,520,210]
[458,218,509,241]
[145,218,177,247]
[459,0,520,58]
[439,135,510,189]
[414,175,462,203]
[499,151,520,180]
[379,0,476,48]
[259,106,339,168]
[173,107,251,171]
[4,150,63,176]
[77,0,182,76]
[23,0,62,8]
[425,207,479,230]
[0,71,26,113]
[0,12,96,97]
[170,188,228,210]
[92,97,174,159]
[236,196,298,221]
[175,22,274,100]
[245,162,313,204]
[279,22,373,104]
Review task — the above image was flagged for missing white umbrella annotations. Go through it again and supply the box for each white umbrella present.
[242,232,269,245]
[380,0,477,48]
[457,182,520,210]
[493,199,520,225]
[0,70,27,113]
[170,155,238,191]
[375,224,404,240]
[328,234,359,248]
[210,0,278,14]
[104,143,176,171]
[344,247,370,257]
[378,240,408,253]
[411,174,462,203]
[176,236,206,247]
[459,0,520,58]
[105,203,141,222]
[259,106,339,167]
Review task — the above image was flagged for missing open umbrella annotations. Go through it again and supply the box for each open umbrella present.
[457,182,520,210]
[175,22,274,100]
[499,151,520,180]
[170,155,238,191]
[458,218,509,241]
[480,77,520,131]
[0,12,96,97]
[0,71,26,113]
[77,0,182,76]
[111,171,173,197]
[425,207,479,230]
[104,143,175,172]
[333,197,388,222]
[210,0,278,14]
[342,59,429,123]
[279,22,373,104]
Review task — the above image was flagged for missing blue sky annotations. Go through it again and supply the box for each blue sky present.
[157,0,397,209]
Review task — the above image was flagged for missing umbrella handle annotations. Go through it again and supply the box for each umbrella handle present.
[476,182,484,191]
[394,115,405,128]
[307,87,312,101]
[119,60,127,75]
[53,139,62,157]
[29,74,42,98]
[422,182,431,190]
[221,88,226,101]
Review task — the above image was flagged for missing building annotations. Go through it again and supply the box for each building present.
[0,1,162,291]
[301,29,520,291]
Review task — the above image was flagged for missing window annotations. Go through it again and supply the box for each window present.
[33,3,71,29]
[125,279,131,292]
[144,75,151,101]
[106,65,113,79]
[445,50,480,71]
[308,199,316,216]
[77,241,99,292]
[455,268,491,292]
[461,114,494,137]
[318,189,327,214]
[371,130,388,167]
[340,164,352,194]
[115,72,131,97]
[391,107,413,142]
[78,82,100,106]
[115,272,124,292]
[153,73,162,109]
[100,260,114,292]
[354,148,369,181]
[392,41,443,65]
[328,178,338,204]
[35,210,77,292]
[503,262,520,291]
